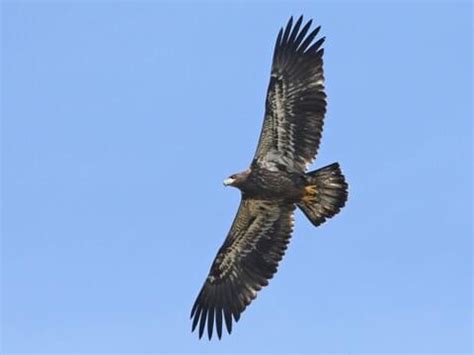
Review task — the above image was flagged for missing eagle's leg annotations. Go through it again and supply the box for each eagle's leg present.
[302,185,318,204]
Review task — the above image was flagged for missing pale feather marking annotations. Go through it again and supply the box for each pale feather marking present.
[211,202,280,281]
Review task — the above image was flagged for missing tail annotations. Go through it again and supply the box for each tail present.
[297,162,348,227]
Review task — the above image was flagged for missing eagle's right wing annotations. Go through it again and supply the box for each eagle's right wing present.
[190,198,295,340]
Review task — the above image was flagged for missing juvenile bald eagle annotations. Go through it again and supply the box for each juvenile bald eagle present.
[191,16,348,340]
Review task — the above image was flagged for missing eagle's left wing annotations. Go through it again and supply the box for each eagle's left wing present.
[190,198,295,339]
[253,16,327,172]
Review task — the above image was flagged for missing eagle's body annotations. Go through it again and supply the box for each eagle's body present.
[191,16,348,340]
[233,163,306,202]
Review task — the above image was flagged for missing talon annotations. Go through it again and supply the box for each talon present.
[302,185,318,203]
[305,185,317,195]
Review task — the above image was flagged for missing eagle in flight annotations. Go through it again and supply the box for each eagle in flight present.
[191,16,348,340]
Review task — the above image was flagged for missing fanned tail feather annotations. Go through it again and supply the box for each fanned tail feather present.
[297,163,348,226]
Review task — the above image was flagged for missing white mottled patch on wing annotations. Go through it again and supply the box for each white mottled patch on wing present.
[213,201,281,280]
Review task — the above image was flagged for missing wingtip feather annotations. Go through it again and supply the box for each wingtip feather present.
[207,307,214,340]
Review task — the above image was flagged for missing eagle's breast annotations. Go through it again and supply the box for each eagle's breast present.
[242,165,305,202]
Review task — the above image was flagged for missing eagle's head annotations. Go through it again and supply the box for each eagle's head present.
[223,169,251,188]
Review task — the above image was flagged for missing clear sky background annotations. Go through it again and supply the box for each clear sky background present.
[1,1,472,353]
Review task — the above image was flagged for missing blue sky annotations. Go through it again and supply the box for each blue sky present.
[1,1,471,353]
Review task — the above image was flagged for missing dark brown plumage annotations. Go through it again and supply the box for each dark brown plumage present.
[191,15,348,340]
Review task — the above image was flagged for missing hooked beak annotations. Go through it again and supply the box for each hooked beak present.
[223,177,235,186]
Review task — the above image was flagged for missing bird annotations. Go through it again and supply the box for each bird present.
[190,15,348,340]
